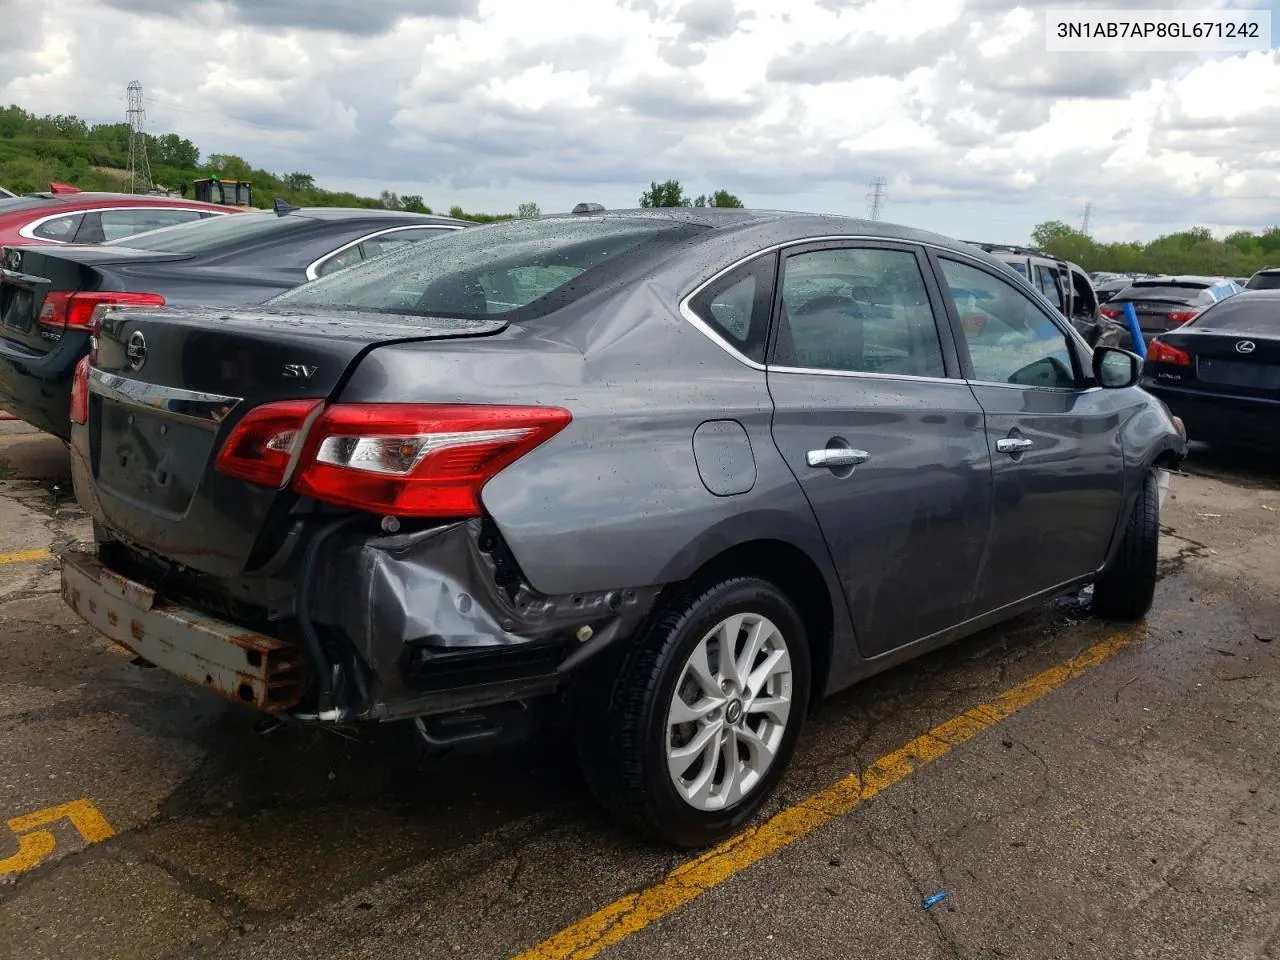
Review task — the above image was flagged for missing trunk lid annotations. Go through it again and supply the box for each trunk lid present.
[80,305,506,576]
[0,245,186,354]
[1118,296,1204,336]
[1157,329,1280,398]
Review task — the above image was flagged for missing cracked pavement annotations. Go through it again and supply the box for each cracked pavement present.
[0,419,1277,960]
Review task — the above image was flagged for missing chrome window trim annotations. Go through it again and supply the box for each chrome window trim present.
[88,367,242,425]
[678,234,1037,375]
[304,224,464,281]
[18,205,231,243]
[769,365,963,386]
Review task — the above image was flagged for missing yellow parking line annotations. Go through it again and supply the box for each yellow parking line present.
[0,548,51,565]
[516,627,1142,960]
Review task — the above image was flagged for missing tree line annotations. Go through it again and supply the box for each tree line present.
[1031,220,1280,277]
[0,105,527,221]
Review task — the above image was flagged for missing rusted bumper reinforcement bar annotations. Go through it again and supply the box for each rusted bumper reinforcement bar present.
[61,552,304,712]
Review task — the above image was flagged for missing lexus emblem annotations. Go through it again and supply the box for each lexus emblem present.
[1235,340,1256,354]
[125,331,147,371]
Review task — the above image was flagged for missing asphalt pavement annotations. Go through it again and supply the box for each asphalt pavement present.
[0,418,1276,960]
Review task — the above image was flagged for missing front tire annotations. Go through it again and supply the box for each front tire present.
[577,577,811,848]
[1092,470,1160,620]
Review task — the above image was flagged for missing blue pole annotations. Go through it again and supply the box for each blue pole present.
[1123,301,1146,358]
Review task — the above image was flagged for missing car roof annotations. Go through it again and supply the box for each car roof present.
[1231,288,1280,300]
[532,208,1020,262]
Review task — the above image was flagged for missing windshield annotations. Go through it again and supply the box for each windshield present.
[1189,296,1280,333]
[101,211,310,253]
[1246,272,1280,290]
[269,216,706,320]
[1118,283,1213,303]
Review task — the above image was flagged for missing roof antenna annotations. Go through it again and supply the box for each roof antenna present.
[274,198,300,216]
[572,202,605,214]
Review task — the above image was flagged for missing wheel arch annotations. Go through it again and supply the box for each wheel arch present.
[656,538,839,707]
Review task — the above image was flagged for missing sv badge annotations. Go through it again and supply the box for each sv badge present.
[282,364,318,379]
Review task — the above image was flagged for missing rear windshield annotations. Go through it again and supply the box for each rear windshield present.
[1188,296,1280,333]
[1246,272,1280,290]
[1119,283,1213,303]
[268,217,706,320]
[101,211,310,253]
[0,196,56,214]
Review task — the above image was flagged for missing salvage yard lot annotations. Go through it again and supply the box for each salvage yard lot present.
[0,419,1277,960]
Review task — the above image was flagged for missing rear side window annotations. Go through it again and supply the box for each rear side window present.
[96,208,205,241]
[28,212,84,241]
[773,246,945,377]
[1188,296,1280,333]
[270,217,706,321]
[686,254,776,364]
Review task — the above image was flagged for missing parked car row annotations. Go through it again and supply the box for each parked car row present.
[0,202,465,437]
[1100,275,1243,344]
[1143,288,1279,453]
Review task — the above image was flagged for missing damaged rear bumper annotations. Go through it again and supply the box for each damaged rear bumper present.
[61,552,304,711]
[66,519,663,724]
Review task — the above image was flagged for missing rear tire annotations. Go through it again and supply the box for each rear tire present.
[1092,470,1160,620]
[576,577,811,848]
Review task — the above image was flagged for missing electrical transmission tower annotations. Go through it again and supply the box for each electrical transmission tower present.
[1080,202,1093,235]
[126,81,153,194]
[867,176,886,221]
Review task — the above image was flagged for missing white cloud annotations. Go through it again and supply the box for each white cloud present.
[0,0,1277,244]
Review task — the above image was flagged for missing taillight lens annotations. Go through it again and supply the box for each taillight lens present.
[1166,309,1201,324]
[1148,339,1190,366]
[1099,306,1121,320]
[39,291,165,337]
[215,399,324,487]
[69,356,91,425]
[291,404,572,517]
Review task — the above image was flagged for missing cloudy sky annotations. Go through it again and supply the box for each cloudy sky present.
[1,0,1278,244]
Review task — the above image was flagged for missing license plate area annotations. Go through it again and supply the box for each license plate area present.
[95,401,216,515]
[1198,358,1280,391]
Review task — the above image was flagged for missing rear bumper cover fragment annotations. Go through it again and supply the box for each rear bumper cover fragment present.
[61,551,303,711]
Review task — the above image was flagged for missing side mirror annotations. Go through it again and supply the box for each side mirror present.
[1093,345,1141,388]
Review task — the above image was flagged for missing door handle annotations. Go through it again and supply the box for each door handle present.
[807,448,870,468]
[996,437,1034,453]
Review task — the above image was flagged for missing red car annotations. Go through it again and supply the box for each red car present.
[0,185,237,247]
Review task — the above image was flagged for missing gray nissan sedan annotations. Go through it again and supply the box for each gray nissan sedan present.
[62,208,1187,847]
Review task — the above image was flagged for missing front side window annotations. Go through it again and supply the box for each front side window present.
[938,257,1078,389]
[1034,265,1064,310]
[773,246,945,377]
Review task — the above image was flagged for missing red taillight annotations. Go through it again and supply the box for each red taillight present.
[215,399,324,487]
[291,404,573,518]
[69,356,91,425]
[39,291,166,335]
[1166,309,1200,324]
[1099,306,1121,320]
[1148,339,1190,366]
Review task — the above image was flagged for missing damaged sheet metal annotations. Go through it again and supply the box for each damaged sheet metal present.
[311,519,660,717]
[62,551,303,712]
